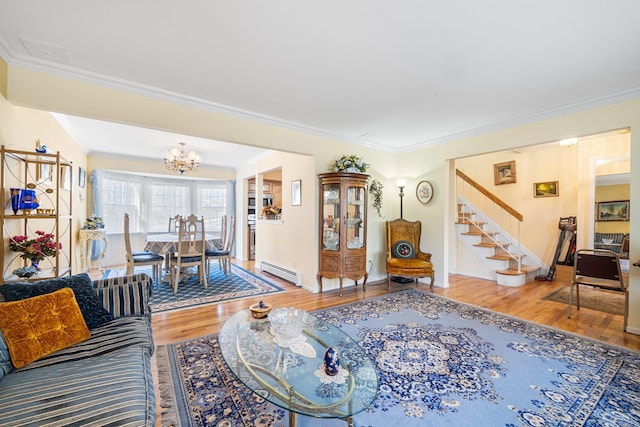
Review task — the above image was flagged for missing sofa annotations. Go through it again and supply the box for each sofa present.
[594,232,628,254]
[0,272,156,427]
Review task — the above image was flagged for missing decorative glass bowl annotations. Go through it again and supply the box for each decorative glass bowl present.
[269,307,308,347]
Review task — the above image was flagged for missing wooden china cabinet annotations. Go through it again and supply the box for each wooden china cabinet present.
[317,172,368,295]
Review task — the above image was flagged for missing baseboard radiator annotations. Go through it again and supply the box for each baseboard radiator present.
[260,261,302,287]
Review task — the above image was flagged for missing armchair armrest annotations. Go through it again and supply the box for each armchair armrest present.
[93,273,153,319]
[416,251,432,262]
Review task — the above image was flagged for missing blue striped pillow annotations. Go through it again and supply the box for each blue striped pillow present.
[96,281,149,318]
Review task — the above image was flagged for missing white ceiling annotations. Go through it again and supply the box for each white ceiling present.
[0,1,639,166]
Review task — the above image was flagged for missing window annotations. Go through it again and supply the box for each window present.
[91,170,233,235]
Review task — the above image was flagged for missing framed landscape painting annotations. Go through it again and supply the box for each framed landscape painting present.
[597,200,629,222]
[533,181,558,198]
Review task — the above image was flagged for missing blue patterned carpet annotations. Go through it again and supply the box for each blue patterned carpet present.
[157,289,640,426]
[102,264,283,313]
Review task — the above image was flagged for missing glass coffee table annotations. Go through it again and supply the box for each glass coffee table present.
[218,309,378,427]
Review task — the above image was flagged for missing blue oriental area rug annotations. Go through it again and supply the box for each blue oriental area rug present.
[103,264,283,313]
[157,289,640,426]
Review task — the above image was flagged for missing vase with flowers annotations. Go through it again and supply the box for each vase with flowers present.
[9,230,62,269]
[262,205,281,219]
[81,214,105,230]
[332,154,369,173]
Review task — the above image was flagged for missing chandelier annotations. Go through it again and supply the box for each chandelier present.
[163,142,201,174]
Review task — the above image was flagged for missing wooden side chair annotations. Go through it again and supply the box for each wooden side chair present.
[206,215,235,279]
[169,214,207,293]
[124,213,164,284]
[168,214,181,233]
[385,218,435,291]
[568,248,628,329]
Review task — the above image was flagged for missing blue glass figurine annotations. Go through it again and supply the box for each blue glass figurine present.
[324,347,340,376]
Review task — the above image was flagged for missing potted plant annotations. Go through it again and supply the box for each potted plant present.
[332,154,369,173]
[369,179,384,218]
[9,230,62,269]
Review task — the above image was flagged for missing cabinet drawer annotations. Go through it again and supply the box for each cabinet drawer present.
[344,255,365,272]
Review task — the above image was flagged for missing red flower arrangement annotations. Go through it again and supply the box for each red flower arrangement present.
[9,230,62,262]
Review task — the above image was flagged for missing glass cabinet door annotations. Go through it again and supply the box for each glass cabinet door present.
[346,186,365,249]
[322,183,340,251]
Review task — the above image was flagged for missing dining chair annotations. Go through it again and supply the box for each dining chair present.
[568,248,628,329]
[169,214,208,293]
[124,213,164,284]
[168,214,181,233]
[206,215,235,279]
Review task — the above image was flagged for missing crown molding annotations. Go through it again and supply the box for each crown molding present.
[4,43,640,154]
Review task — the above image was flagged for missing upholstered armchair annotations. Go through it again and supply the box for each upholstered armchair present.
[386,218,435,291]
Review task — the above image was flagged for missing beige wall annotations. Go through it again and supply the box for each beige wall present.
[3,64,640,333]
[237,152,318,290]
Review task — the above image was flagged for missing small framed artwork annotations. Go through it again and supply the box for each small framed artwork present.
[37,162,53,186]
[416,180,433,204]
[291,179,301,206]
[78,167,86,189]
[597,200,630,222]
[60,165,72,191]
[533,181,559,198]
[494,160,517,185]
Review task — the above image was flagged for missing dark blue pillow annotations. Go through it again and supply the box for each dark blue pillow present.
[0,274,113,329]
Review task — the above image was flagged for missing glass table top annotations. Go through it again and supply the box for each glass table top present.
[218,309,378,420]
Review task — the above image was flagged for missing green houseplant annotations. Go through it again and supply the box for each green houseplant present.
[369,179,383,218]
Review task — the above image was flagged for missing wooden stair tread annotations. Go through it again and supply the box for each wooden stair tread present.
[496,265,538,276]
[487,254,523,260]
[473,242,510,248]
[462,231,497,236]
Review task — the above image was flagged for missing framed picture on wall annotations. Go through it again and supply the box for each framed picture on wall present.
[291,179,301,206]
[78,167,86,189]
[493,161,517,185]
[533,181,559,198]
[597,200,629,221]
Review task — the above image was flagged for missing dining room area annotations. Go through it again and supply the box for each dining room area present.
[85,169,238,292]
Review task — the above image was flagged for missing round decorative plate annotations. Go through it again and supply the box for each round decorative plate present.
[416,180,433,204]
[392,240,415,259]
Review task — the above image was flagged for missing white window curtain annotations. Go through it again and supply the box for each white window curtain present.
[89,170,235,236]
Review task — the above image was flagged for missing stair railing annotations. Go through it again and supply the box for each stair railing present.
[456,169,524,271]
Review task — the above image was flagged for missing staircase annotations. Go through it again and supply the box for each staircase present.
[455,170,542,286]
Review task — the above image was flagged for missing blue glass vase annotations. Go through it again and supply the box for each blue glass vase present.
[10,188,21,214]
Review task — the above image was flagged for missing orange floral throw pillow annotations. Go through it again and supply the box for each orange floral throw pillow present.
[0,287,90,368]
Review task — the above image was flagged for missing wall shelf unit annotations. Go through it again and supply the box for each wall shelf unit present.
[1,146,73,283]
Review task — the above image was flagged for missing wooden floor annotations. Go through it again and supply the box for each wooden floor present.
[98,260,639,426]
[150,261,640,350]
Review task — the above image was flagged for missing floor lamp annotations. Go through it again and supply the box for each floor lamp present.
[397,179,406,219]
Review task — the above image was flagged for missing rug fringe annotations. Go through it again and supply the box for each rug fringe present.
[156,345,180,427]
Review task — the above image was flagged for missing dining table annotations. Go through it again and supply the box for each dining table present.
[144,232,223,256]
